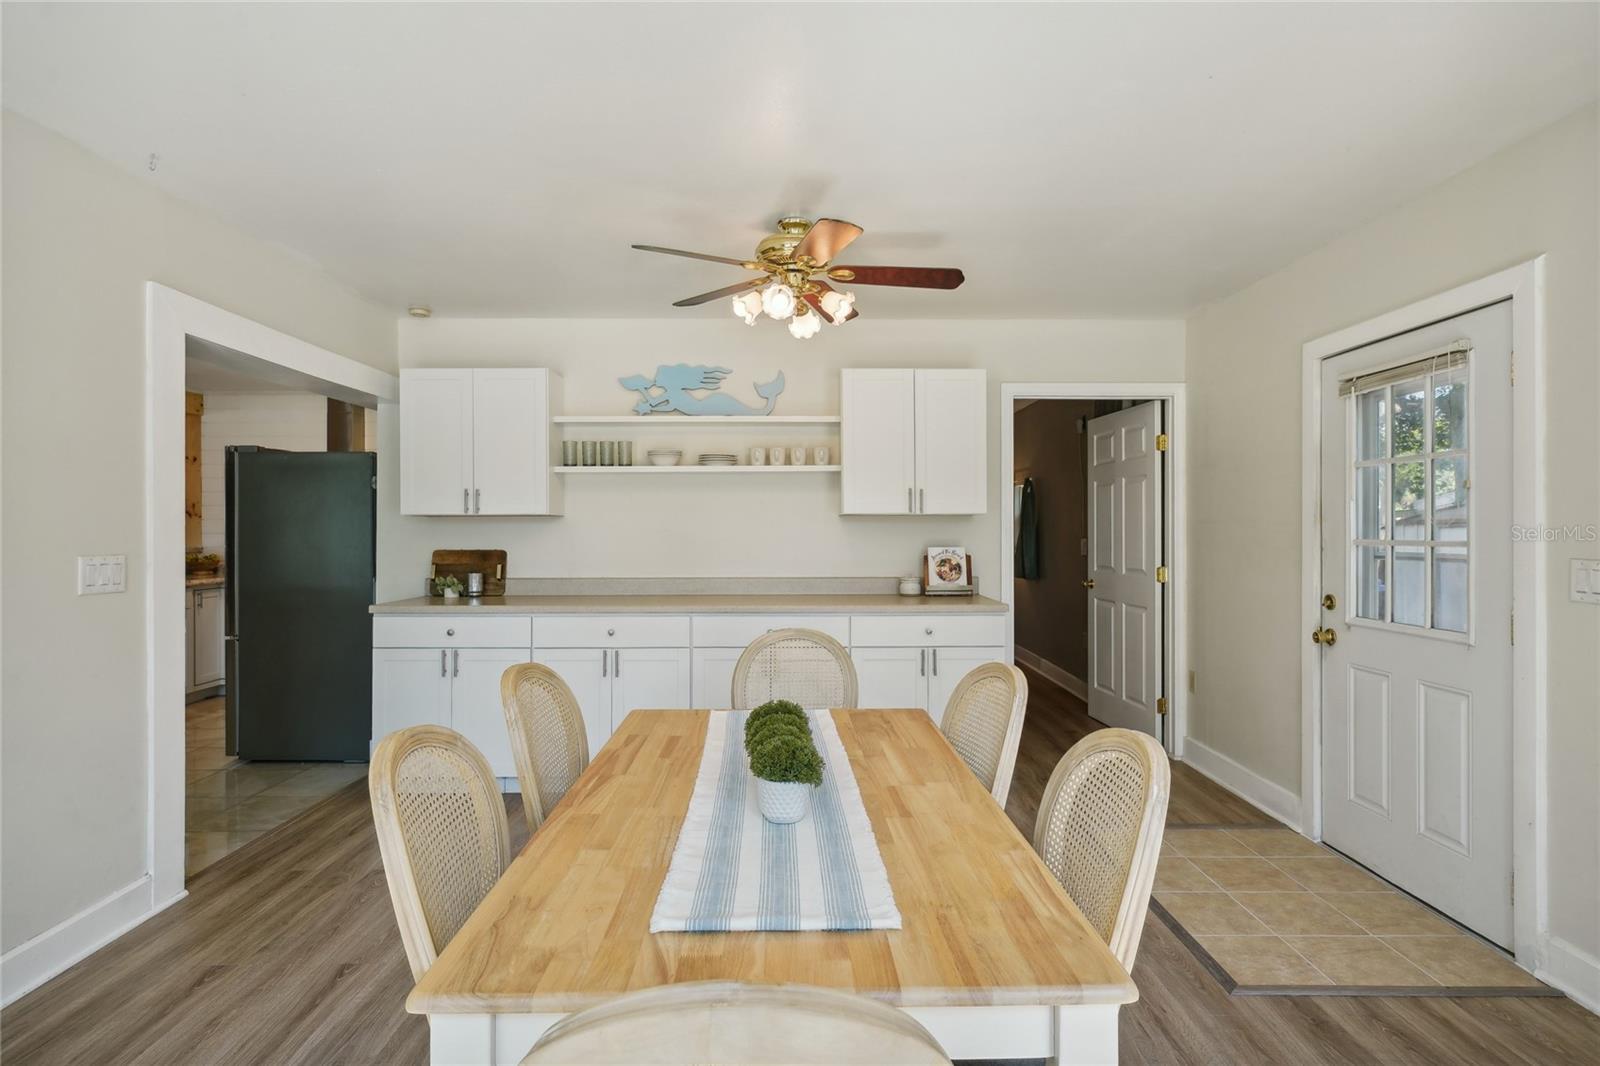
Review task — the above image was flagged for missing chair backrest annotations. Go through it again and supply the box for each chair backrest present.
[730,628,858,710]
[521,981,950,1065]
[500,662,590,832]
[938,662,1028,805]
[369,725,511,980]
[1032,728,1170,971]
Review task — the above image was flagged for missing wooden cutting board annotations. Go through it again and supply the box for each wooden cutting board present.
[429,549,508,596]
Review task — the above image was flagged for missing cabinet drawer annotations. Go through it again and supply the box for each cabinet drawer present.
[531,615,691,648]
[849,614,1006,648]
[373,615,532,649]
[691,614,850,648]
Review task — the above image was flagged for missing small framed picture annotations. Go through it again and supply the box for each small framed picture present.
[925,546,971,590]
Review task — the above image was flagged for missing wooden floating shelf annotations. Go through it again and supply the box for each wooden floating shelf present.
[552,415,840,426]
[553,465,842,475]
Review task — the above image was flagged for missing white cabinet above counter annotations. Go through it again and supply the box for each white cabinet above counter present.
[840,368,986,515]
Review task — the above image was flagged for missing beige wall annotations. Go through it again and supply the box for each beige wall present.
[1185,105,1599,960]
[0,111,397,952]
[198,393,330,554]
[380,318,1185,603]
[1012,399,1096,677]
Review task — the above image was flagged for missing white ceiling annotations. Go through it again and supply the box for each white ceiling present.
[5,3,1595,318]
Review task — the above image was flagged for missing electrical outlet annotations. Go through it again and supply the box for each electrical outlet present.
[77,555,127,595]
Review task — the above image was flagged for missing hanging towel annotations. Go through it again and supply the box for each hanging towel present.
[1016,476,1040,579]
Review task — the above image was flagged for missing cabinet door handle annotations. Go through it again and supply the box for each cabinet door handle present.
[613,649,621,677]
[919,488,925,513]
[602,648,608,677]
[441,649,447,677]
[920,648,926,677]
[452,649,459,677]
[474,488,481,514]
[931,648,938,676]
[907,487,913,514]
[462,488,469,514]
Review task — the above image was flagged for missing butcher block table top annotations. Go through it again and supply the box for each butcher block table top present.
[407,708,1135,1016]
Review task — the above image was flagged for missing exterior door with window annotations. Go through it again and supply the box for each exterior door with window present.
[1085,402,1163,739]
[1317,300,1513,946]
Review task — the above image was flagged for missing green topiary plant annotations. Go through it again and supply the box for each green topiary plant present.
[747,731,824,787]
[744,699,806,745]
[746,717,811,753]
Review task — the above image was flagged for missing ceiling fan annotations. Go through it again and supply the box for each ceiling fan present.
[632,217,964,339]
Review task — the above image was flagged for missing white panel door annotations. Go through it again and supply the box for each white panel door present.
[372,648,452,740]
[841,369,916,515]
[611,647,692,730]
[851,646,928,711]
[472,368,550,515]
[915,369,987,514]
[536,648,611,757]
[450,648,529,779]
[400,369,474,515]
[1085,403,1163,738]
[926,645,1008,723]
[691,647,744,709]
[192,588,225,686]
[1319,301,1513,946]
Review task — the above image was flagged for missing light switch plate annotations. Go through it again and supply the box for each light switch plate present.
[77,555,128,595]
[1571,559,1600,604]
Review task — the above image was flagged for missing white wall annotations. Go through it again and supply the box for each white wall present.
[197,393,329,553]
[0,110,397,962]
[1185,106,1599,976]
[381,318,1185,602]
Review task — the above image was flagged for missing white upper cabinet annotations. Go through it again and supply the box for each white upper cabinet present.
[399,368,562,516]
[840,369,986,515]
[915,369,987,514]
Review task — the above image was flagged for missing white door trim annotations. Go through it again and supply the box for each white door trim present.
[145,283,397,908]
[1299,258,1546,969]
[998,382,1187,756]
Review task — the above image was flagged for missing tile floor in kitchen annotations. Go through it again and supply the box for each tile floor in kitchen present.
[184,697,368,877]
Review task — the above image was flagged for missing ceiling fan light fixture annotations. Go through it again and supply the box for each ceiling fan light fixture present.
[730,290,761,325]
[820,289,856,324]
[761,281,796,320]
[788,306,822,339]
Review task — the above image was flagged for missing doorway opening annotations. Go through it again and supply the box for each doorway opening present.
[999,382,1187,781]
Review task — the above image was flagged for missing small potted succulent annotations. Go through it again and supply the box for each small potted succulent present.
[433,574,464,601]
[744,699,824,824]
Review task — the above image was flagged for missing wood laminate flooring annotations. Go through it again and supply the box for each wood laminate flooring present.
[5,669,1597,1065]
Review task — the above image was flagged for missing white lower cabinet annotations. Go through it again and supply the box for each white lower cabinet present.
[691,647,744,709]
[451,648,531,778]
[852,644,1007,716]
[373,648,454,733]
[187,586,226,692]
[536,646,691,755]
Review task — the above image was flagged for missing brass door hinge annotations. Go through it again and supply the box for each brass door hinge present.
[1156,433,1169,452]
[1156,565,1169,584]
[1157,697,1169,716]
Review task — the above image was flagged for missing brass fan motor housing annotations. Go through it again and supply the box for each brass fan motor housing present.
[755,217,814,267]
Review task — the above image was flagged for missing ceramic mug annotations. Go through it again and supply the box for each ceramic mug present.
[769,447,786,466]
[790,446,806,466]
[812,446,830,466]
[749,447,765,466]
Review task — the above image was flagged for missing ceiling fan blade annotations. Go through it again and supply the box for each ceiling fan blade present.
[794,219,863,265]
[633,245,765,270]
[801,292,835,325]
[827,265,965,290]
[809,279,860,322]
[672,278,764,308]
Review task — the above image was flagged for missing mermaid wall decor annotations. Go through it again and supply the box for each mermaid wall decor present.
[618,365,785,416]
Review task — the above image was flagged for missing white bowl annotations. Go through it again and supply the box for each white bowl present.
[648,451,682,467]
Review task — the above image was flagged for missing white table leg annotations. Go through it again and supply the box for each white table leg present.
[1053,1002,1120,1066]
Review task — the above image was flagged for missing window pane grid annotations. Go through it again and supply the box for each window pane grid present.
[1348,367,1469,635]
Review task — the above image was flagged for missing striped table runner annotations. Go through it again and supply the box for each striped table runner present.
[650,710,901,932]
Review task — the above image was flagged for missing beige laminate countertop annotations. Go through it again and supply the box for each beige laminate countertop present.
[186,576,226,590]
[371,592,1006,615]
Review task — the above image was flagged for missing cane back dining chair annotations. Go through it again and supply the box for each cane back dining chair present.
[938,662,1029,806]
[500,662,590,833]
[1032,727,1170,971]
[369,725,511,980]
[521,981,951,1065]
[730,628,858,710]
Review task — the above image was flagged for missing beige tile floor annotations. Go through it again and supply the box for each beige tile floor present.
[185,699,367,877]
[1154,826,1547,991]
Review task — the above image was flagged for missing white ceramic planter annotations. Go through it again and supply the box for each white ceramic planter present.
[757,779,811,824]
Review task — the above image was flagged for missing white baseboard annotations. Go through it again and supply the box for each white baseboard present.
[1178,736,1303,832]
[0,875,183,1007]
[1540,935,1600,1014]
[1014,647,1087,702]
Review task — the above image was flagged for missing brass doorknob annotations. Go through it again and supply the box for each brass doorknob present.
[1082,579,1096,589]
[1310,627,1337,646]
